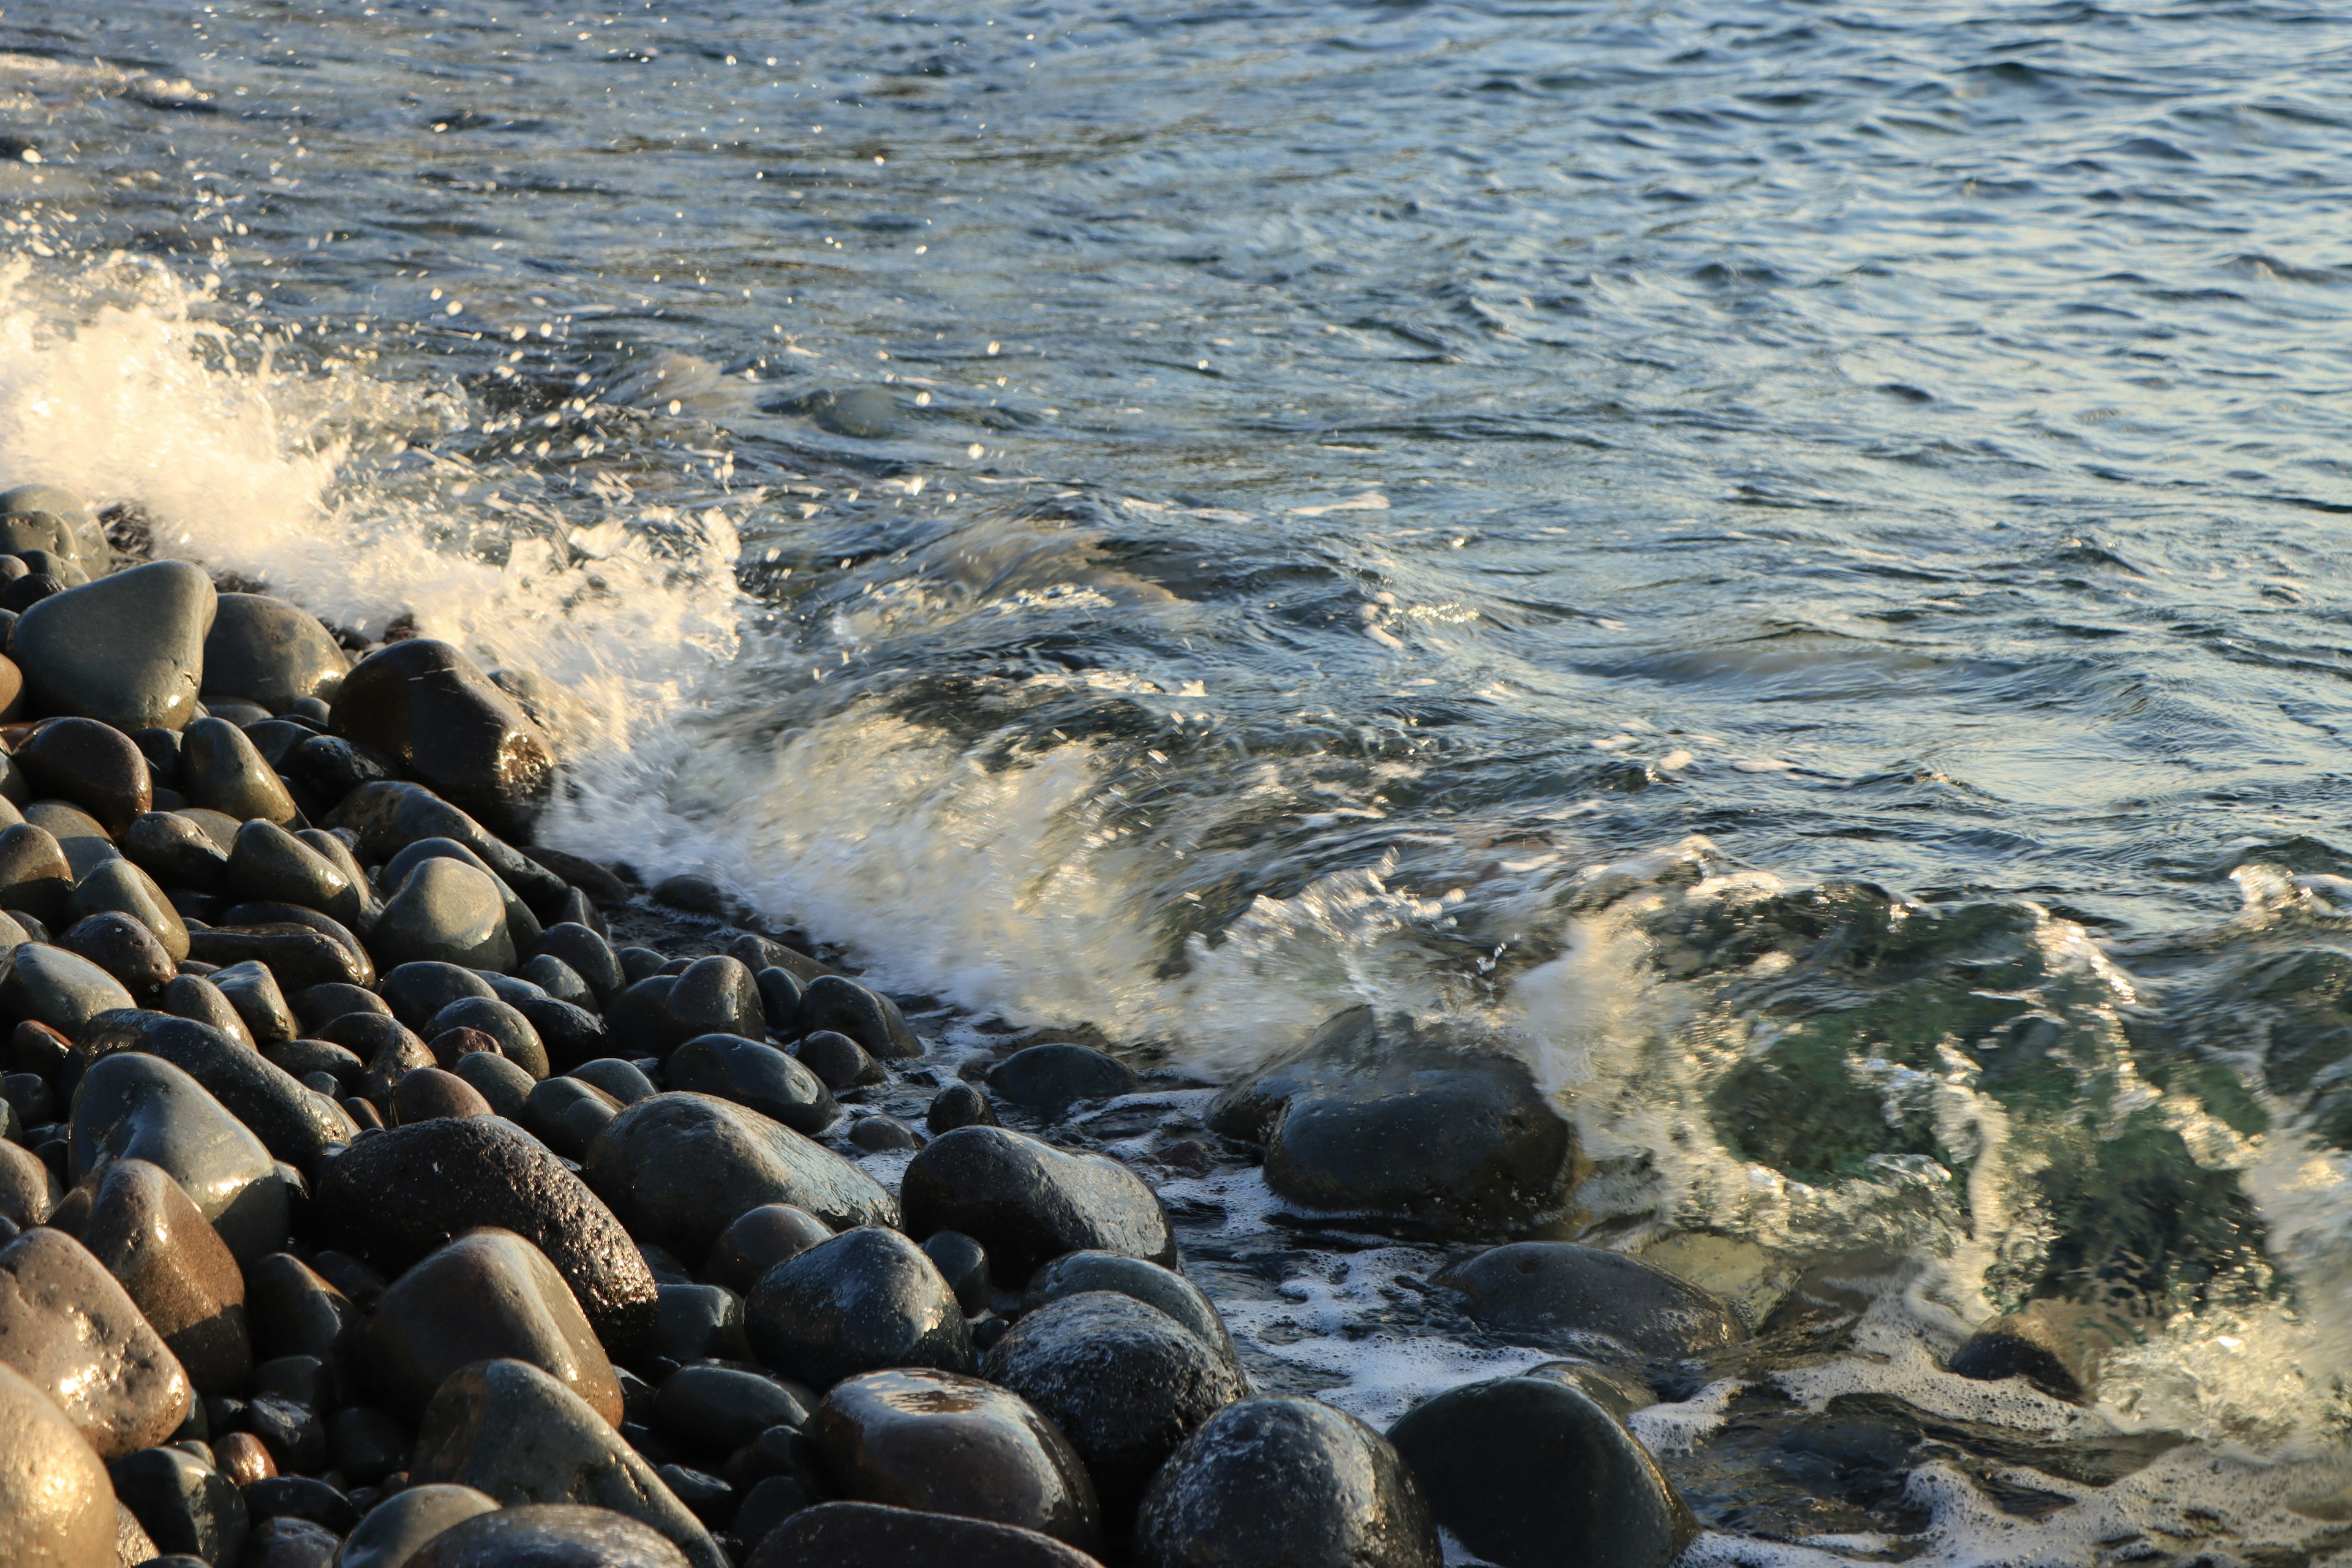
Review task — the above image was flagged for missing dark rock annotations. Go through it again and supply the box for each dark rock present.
[314,1116,659,1355]
[798,1029,883,1091]
[652,873,727,914]
[928,1080,1000,1136]
[123,811,230,896]
[1022,1253,1239,1374]
[570,1057,658,1104]
[533,922,623,1003]
[902,1126,1175,1281]
[514,994,607,1074]
[329,1481,498,1568]
[1208,1009,1574,1233]
[922,1231,990,1316]
[326,1404,410,1484]
[655,1363,812,1455]
[1429,1243,1744,1360]
[671,1033,837,1135]
[391,1066,494,1125]
[326,1011,435,1104]
[1947,1311,2097,1403]
[754,967,802,1037]
[244,1514,342,1568]
[214,1428,274,1487]
[704,1204,833,1295]
[245,1254,356,1363]
[730,1474,814,1555]
[227,821,364,926]
[0,821,71,925]
[744,1226,973,1389]
[408,1359,725,1567]
[201,594,349,715]
[619,947,668,985]
[68,1050,287,1264]
[522,953,595,1008]
[1135,1396,1439,1568]
[330,639,556,839]
[984,1291,1245,1526]
[381,837,542,952]
[284,733,398,805]
[68,857,190,962]
[657,1462,733,1527]
[402,1502,695,1568]
[16,717,151,834]
[730,933,829,987]
[210,959,295,1047]
[363,1227,624,1423]
[246,1388,328,1470]
[609,956,764,1057]
[15,560,216,733]
[453,1049,535,1118]
[848,1114,919,1152]
[180,715,298,824]
[584,1092,897,1261]
[525,846,631,906]
[990,1044,1139,1117]
[798,976,920,1060]
[0,1226,192,1457]
[264,1038,364,1094]
[652,1281,751,1364]
[811,1368,1100,1550]
[31,801,121,879]
[110,1442,247,1566]
[745,1501,1103,1568]
[251,1351,337,1409]
[428,995,548,1077]
[80,1158,251,1395]
[246,1472,359,1531]
[64,910,175,998]
[381,959,496,1030]
[188,923,371,993]
[72,1008,355,1171]
[0,1358,117,1567]
[524,1074,622,1159]
[0,1136,58,1226]
[292,980,386,1030]
[1387,1368,1695,1568]
[2,939,135,1036]
[324,782,568,919]
[375,859,515,972]
[161,971,255,1046]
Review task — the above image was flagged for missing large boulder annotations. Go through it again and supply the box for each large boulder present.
[0,1227,192,1458]
[582,1092,897,1261]
[1208,1008,1573,1234]
[1386,1368,1696,1568]
[329,639,556,839]
[200,593,350,715]
[0,1358,118,1568]
[315,1116,658,1355]
[409,1357,725,1568]
[79,1158,251,1395]
[14,560,216,733]
[67,1051,288,1265]
[1134,1396,1439,1568]
[1429,1243,1744,1359]
[812,1367,1102,1551]
[902,1125,1174,1281]
[363,1228,624,1423]
[744,1227,974,1389]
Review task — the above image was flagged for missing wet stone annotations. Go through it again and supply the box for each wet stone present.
[328,1482,499,1568]
[314,1115,659,1355]
[670,1033,837,1134]
[329,639,557,840]
[651,1280,752,1364]
[330,1011,436,1105]
[402,1502,695,1568]
[211,959,296,1048]
[69,1050,287,1265]
[571,1057,658,1105]
[243,1514,342,1568]
[325,1404,409,1484]
[0,1357,117,1568]
[744,1226,974,1390]
[374,858,517,974]
[74,1008,354,1172]
[848,1114,919,1152]
[744,1501,1104,1568]
[582,1091,897,1263]
[525,1073,622,1159]
[799,1028,884,1091]
[246,1473,360,1532]
[80,1158,252,1396]
[797,975,921,1060]
[655,1363,813,1457]
[0,1226,193,1458]
[1025,1251,1240,1374]
[928,1079,1000,1136]
[14,560,216,733]
[245,1254,356,1365]
[0,1135,59,1226]
[110,1442,248,1567]
[124,812,229,895]
[521,952,595,1008]
[901,1125,1175,1281]
[363,1227,624,1424]
[990,1043,1140,1117]
[923,1231,990,1316]
[227,821,364,927]
[69,856,190,962]
[704,1203,834,1295]
[200,593,350,716]
[67,910,176,1000]
[323,781,568,919]
[29,801,121,879]
[16,717,153,835]
[187,923,371,993]
[1430,1243,1744,1360]
[180,716,299,825]
[2,939,136,1036]
[453,1048,535,1118]
[408,1358,725,1568]
[382,837,543,952]
[811,1367,1101,1551]
[390,1066,494,1125]
[516,994,608,1074]
[1135,1396,1440,1568]
[214,1428,274,1487]
[382,959,496,1030]
[428,995,547,1077]
[0,820,72,925]
[534,922,624,1004]
[161,971,257,1047]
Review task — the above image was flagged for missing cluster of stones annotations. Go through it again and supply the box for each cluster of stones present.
[0,484,1730,1568]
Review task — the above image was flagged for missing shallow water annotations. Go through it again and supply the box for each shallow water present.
[9,0,2352,1558]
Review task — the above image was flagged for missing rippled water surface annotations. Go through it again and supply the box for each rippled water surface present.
[9,0,2352,1560]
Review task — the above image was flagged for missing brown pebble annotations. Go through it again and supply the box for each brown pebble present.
[391,1068,494,1126]
[9,1019,67,1075]
[342,1096,386,1132]
[214,1429,276,1487]
[428,1026,502,1064]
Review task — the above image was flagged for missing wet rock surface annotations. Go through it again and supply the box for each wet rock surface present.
[78,1158,251,1395]
[402,1502,695,1567]
[902,1125,1175,1280]
[0,1358,116,1568]
[746,1501,1107,1568]
[1430,1243,1745,1359]
[331,638,557,839]
[746,1226,974,1388]
[0,1226,192,1458]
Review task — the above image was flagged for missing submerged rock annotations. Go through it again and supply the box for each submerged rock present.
[1430,1243,1744,1360]
[990,1042,1139,1117]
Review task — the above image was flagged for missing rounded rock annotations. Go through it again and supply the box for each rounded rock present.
[327,1482,498,1568]
[79,1158,251,1396]
[403,1502,693,1568]
[0,1357,117,1568]
[199,594,350,716]
[1428,1243,1744,1359]
[745,1226,973,1389]
[0,1226,193,1458]
[704,1203,834,1295]
[670,1033,836,1135]
[14,560,216,733]
[15,717,152,835]
[902,1125,1174,1281]
[373,859,516,974]
[179,717,298,825]
[328,639,556,839]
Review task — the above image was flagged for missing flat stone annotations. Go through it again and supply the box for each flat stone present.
[200,594,349,715]
[328,1482,499,1568]
[402,1502,694,1568]
[901,1126,1174,1282]
[374,858,516,973]
[329,639,556,839]
[670,1033,837,1135]
[363,1227,624,1423]
[745,1227,974,1389]
[1429,1243,1744,1360]
[0,1357,116,1568]
[68,1051,287,1265]
[1134,1396,1439,1568]
[745,1502,1104,1568]
[110,1442,247,1566]
[80,1158,251,1396]
[179,716,298,824]
[16,717,151,834]
[990,1044,1139,1117]
[314,1115,658,1355]
[704,1203,834,1294]
[798,975,921,1059]
[1022,1253,1240,1374]
[584,1092,897,1262]
[14,560,216,733]
[1385,1368,1697,1568]
[325,782,568,920]
[1210,1008,1573,1234]
[983,1292,1243,1526]
[68,858,190,962]
[1,940,135,1036]
[226,821,364,927]
[409,1358,725,1568]
[813,1367,1100,1550]
[0,1226,192,1457]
